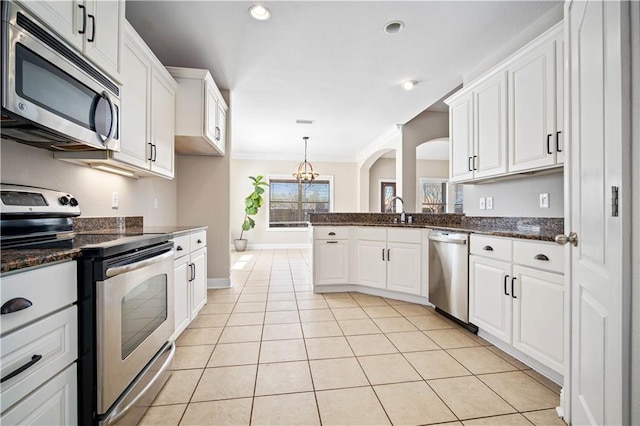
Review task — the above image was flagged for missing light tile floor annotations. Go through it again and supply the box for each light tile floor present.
[140,249,566,426]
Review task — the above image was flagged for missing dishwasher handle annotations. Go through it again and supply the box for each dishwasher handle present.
[428,234,467,245]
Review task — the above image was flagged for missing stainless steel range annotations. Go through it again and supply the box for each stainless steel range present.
[0,184,174,425]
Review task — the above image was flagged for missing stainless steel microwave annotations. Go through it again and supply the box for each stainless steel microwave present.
[1,1,120,152]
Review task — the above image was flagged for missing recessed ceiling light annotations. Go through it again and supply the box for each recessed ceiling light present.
[249,4,271,21]
[401,80,417,91]
[384,21,404,34]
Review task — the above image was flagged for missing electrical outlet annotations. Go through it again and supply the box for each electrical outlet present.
[486,197,494,210]
[111,192,119,209]
[539,193,550,208]
[479,197,486,210]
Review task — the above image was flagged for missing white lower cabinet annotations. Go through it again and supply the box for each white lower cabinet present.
[469,235,564,375]
[314,239,350,286]
[355,227,424,296]
[171,230,208,340]
[0,364,77,426]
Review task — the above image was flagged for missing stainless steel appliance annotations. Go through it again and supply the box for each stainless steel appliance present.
[0,184,174,425]
[1,1,120,152]
[428,231,477,332]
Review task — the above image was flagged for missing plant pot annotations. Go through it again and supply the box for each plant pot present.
[234,239,248,252]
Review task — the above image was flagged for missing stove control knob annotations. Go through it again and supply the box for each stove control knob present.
[59,196,70,205]
[69,198,79,207]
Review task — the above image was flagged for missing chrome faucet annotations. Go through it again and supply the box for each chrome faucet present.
[388,196,406,223]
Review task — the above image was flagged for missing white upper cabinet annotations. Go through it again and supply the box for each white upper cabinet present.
[150,70,176,177]
[446,22,563,183]
[448,93,474,182]
[508,41,556,172]
[167,67,229,156]
[19,0,124,81]
[474,71,508,178]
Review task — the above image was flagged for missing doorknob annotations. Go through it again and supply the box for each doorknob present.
[555,232,578,247]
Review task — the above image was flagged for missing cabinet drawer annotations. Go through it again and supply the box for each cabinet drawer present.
[1,262,77,335]
[313,227,349,240]
[513,240,564,274]
[190,231,207,251]
[171,235,190,259]
[1,306,78,411]
[387,228,422,244]
[356,227,386,241]
[470,235,512,261]
[1,363,77,424]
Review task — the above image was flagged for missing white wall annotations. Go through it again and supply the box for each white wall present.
[462,171,563,217]
[0,141,177,225]
[230,159,358,246]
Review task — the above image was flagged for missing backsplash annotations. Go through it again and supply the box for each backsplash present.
[461,216,564,236]
[73,216,143,232]
[308,213,464,227]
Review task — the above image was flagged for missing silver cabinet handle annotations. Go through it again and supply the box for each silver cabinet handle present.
[555,232,578,247]
[106,250,173,278]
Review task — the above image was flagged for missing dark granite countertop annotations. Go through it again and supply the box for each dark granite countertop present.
[1,248,82,274]
[308,214,563,242]
[1,216,207,274]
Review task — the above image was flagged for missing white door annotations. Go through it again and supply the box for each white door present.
[508,40,556,172]
[83,0,123,79]
[215,101,227,155]
[448,93,474,182]
[173,257,190,339]
[190,248,207,319]
[22,1,83,51]
[314,240,349,285]
[355,240,387,289]
[386,242,422,295]
[511,265,564,374]
[205,84,218,145]
[474,71,508,179]
[150,71,175,178]
[565,0,630,424]
[468,255,512,344]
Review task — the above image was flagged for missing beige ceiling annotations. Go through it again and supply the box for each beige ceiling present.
[126,1,561,162]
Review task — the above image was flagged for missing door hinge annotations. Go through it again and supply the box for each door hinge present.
[611,186,619,217]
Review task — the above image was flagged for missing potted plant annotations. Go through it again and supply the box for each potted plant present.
[234,175,268,252]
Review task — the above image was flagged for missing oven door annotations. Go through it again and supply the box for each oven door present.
[2,2,120,151]
[96,249,174,415]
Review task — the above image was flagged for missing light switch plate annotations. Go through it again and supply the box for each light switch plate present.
[540,193,550,208]
[486,197,494,210]
[111,192,119,209]
[479,197,486,210]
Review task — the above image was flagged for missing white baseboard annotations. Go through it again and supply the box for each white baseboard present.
[208,277,231,288]
[314,284,433,306]
[230,243,310,250]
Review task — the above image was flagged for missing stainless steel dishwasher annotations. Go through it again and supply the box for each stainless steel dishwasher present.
[428,231,475,331]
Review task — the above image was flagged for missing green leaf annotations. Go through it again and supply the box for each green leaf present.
[256,186,265,195]
[247,217,255,228]
[246,206,258,215]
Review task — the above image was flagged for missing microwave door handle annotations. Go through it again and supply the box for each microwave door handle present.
[105,250,174,278]
[94,91,117,147]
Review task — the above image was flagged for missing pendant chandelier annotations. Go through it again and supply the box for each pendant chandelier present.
[292,136,319,183]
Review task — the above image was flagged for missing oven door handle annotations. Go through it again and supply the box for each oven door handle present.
[104,341,176,425]
[105,250,174,278]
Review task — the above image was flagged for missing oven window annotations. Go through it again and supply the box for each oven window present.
[15,44,113,138]
[121,274,168,360]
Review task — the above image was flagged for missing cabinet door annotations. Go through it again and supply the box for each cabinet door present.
[173,257,190,339]
[114,29,150,169]
[511,265,564,374]
[314,240,349,285]
[554,35,564,164]
[474,71,508,179]
[204,83,218,147]
[1,364,77,426]
[508,42,557,172]
[448,93,474,182]
[190,248,208,320]
[215,101,227,155]
[20,0,83,51]
[355,240,387,289]
[83,0,123,79]
[150,71,175,178]
[386,242,422,295]
[469,255,512,344]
